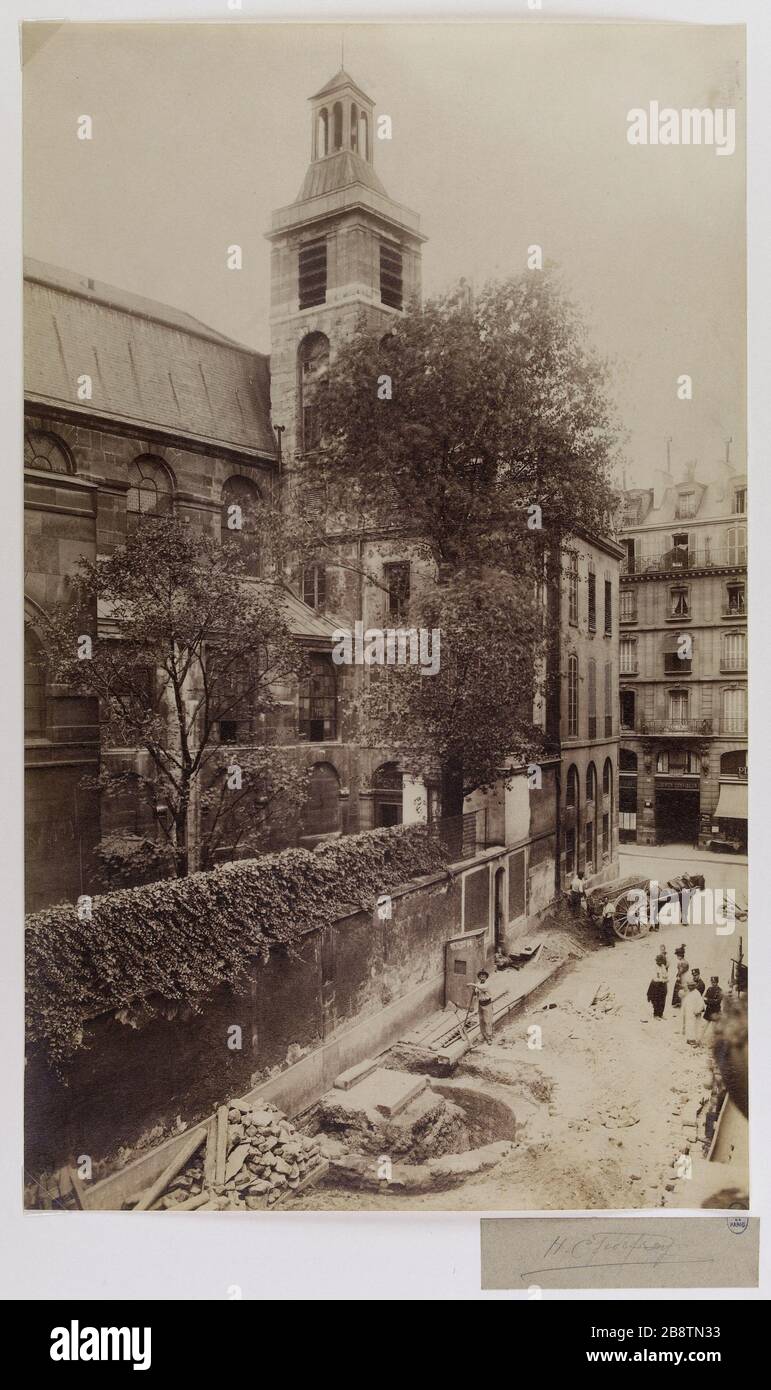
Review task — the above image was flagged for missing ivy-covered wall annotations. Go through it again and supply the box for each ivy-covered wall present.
[25,826,498,1174]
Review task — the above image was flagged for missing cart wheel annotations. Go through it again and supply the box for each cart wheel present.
[613,891,645,939]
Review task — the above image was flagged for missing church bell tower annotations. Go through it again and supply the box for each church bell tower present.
[267,67,425,465]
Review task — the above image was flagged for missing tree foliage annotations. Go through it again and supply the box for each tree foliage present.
[25,825,449,1073]
[293,272,620,810]
[43,517,309,876]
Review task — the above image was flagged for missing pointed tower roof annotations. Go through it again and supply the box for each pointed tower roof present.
[310,67,373,106]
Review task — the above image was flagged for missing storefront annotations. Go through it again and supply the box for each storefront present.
[713,779,748,851]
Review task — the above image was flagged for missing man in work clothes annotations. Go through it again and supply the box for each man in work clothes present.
[569,871,586,915]
[471,970,494,1045]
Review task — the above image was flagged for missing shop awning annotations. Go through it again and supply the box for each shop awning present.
[714,782,748,820]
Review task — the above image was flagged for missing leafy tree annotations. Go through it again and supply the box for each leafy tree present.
[294,271,620,814]
[44,517,309,878]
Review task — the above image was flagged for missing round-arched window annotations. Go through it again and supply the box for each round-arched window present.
[24,430,73,475]
[127,456,175,523]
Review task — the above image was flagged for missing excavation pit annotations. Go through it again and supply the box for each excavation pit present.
[311,1069,518,1193]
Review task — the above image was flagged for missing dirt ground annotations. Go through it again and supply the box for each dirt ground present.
[294,846,748,1212]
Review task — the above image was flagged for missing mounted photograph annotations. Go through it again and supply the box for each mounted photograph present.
[22,19,747,1215]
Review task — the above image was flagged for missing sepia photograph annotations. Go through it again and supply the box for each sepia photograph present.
[20,15,748,1228]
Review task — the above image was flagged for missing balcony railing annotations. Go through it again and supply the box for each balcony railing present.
[622,546,746,576]
[638,717,714,736]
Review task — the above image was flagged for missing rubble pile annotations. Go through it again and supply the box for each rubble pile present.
[132,1100,329,1211]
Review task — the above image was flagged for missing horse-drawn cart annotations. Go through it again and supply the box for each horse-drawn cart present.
[585,871,706,941]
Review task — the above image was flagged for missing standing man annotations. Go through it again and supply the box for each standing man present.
[569,871,586,915]
[471,970,494,1045]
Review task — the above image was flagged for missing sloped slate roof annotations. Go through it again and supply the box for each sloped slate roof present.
[24,258,276,459]
[295,149,388,203]
[280,586,345,643]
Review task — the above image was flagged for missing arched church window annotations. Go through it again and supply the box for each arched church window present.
[317,107,328,158]
[359,111,369,160]
[350,103,358,151]
[126,456,175,528]
[24,430,73,475]
[298,332,330,453]
[221,476,262,576]
[332,102,343,151]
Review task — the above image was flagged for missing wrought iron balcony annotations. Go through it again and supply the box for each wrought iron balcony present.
[622,546,746,576]
[637,717,714,736]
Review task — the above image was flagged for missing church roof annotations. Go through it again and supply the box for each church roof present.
[310,67,373,106]
[23,258,276,459]
[295,148,388,203]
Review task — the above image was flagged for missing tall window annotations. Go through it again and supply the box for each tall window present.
[619,689,636,731]
[298,331,330,451]
[726,526,747,565]
[298,239,327,311]
[722,687,747,734]
[568,552,578,624]
[566,764,579,807]
[604,578,612,635]
[299,655,337,743]
[621,537,636,574]
[588,658,597,739]
[221,477,262,576]
[733,487,747,515]
[676,491,696,519]
[668,689,690,729]
[725,581,746,616]
[620,588,637,622]
[670,585,690,618]
[383,561,410,621]
[604,661,613,736]
[303,564,327,611]
[587,564,596,631]
[722,631,746,672]
[126,456,174,527]
[380,242,403,311]
[567,655,578,737]
[619,636,637,675]
[586,762,597,804]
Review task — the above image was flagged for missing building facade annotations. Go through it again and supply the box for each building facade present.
[618,462,747,849]
[24,66,621,918]
[558,533,623,889]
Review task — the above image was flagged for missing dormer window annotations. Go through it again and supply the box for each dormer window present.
[733,487,747,515]
[676,491,696,519]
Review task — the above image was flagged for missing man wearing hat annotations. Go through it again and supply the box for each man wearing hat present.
[471,969,494,1044]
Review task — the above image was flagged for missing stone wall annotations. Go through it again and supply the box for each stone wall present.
[25,848,513,1174]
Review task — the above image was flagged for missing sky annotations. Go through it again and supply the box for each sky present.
[22,19,745,488]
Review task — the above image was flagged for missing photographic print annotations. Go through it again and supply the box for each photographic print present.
[22,18,748,1217]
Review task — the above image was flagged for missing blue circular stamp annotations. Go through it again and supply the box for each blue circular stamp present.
[727,1215,749,1234]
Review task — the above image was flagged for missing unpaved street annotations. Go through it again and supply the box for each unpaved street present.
[296,846,747,1211]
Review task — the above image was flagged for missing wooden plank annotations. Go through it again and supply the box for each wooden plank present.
[203,1117,217,1191]
[134,1128,206,1213]
[214,1104,229,1187]
[273,1159,330,1206]
[171,1190,211,1212]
